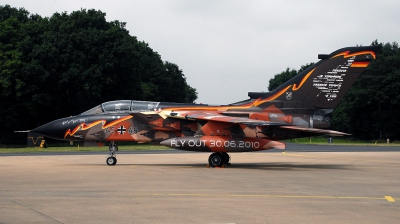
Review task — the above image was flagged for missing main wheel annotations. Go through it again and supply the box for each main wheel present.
[221,152,230,165]
[208,152,224,167]
[106,156,117,166]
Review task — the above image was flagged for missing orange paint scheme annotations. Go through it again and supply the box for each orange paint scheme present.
[64,115,133,139]
[350,62,370,67]
[201,121,234,136]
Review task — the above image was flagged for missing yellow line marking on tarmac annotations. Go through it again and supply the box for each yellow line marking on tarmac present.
[130,193,395,202]
[281,151,400,165]
[384,196,395,202]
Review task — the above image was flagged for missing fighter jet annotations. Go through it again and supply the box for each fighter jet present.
[32,46,379,167]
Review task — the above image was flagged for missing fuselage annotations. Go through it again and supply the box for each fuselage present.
[32,99,331,145]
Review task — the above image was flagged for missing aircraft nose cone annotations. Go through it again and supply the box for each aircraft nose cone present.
[32,118,75,140]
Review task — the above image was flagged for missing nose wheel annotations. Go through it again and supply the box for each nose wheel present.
[107,141,118,166]
[208,152,230,167]
[106,156,117,165]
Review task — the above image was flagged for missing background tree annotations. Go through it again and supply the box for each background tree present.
[143,61,197,102]
[0,5,197,144]
[137,43,197,103]
[0,5,33,144]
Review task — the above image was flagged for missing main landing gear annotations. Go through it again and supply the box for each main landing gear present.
[106,141,118,166]
[208,152,230,167]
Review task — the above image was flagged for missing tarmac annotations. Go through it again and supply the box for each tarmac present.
[0,143,399,223]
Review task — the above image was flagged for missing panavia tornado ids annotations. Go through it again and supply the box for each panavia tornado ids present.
[31,46,379,167]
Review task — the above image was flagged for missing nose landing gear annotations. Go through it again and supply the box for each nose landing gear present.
[106,141,118,166]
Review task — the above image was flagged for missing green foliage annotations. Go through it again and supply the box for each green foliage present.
[0,5,197,144]
[0,5,32,144]
[142,61,197,102]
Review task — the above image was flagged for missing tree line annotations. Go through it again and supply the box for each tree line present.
[0,5,197,144]
[268,41,400,141]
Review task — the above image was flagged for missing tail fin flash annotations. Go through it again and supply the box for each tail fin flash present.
[250,46,379,109]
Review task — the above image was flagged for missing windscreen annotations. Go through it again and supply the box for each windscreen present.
[80,100,132,115]
[80,105,103,115]
[102,100,132,112]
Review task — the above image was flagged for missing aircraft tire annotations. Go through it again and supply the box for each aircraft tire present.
[221,152,231,165]
[208,152,224,167]
[106,157,117,166]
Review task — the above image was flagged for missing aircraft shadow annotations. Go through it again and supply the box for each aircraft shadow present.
[111,162,352,171]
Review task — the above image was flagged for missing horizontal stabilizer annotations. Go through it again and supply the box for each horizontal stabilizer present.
[279,126,351,136]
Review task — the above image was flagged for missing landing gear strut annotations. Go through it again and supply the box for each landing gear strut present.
[208,152,230,167]
[106,141,118,166]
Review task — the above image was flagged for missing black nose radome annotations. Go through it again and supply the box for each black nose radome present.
[32,117,80,141]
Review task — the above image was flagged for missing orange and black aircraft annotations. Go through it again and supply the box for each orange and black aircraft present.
[32,46,379,167]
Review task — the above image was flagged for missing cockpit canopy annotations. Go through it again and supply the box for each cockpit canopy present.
[81,100,161,115]
[80,100,203,115]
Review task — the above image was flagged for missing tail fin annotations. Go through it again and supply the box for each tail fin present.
[249,46,379,109]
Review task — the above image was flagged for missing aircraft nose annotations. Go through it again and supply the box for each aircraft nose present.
[32,117,77,141]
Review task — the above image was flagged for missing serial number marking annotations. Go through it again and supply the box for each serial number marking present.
[171,139,261,149]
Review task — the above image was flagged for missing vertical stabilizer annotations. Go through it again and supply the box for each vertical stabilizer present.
[249,46,379,109]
